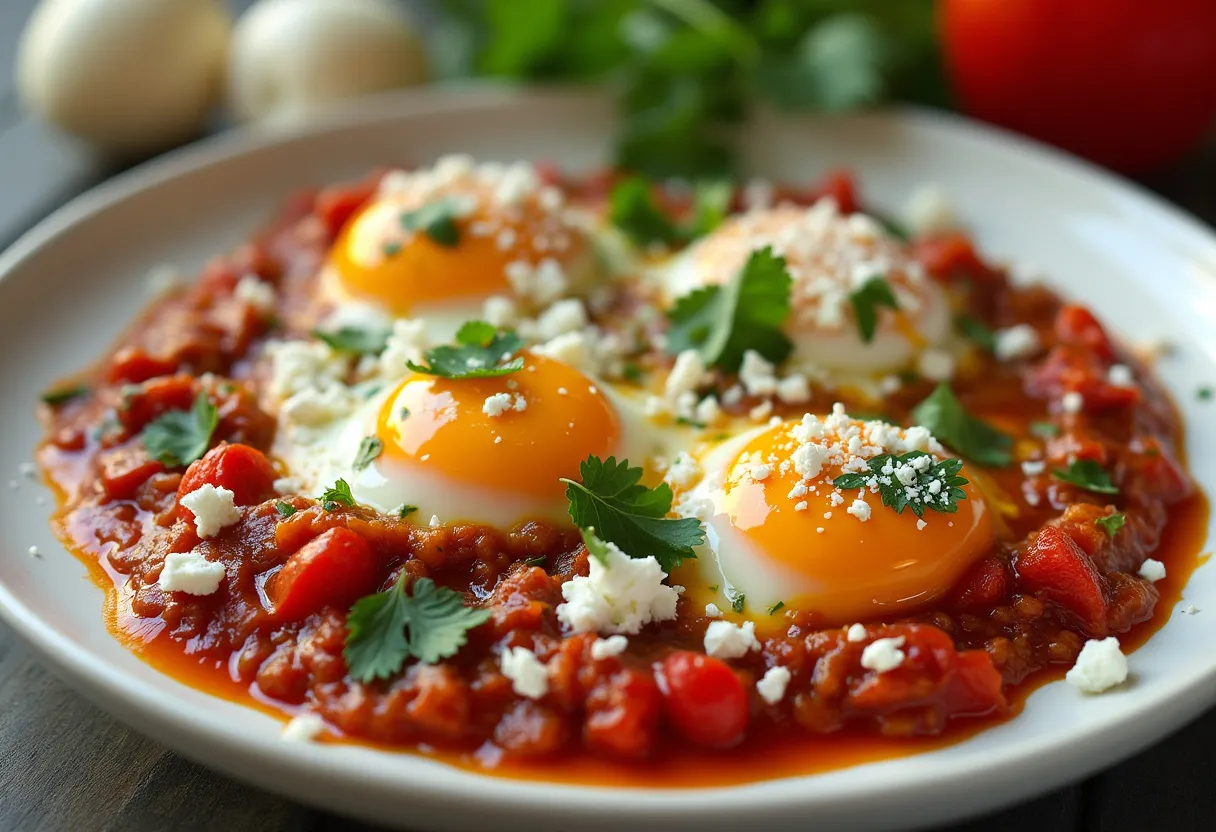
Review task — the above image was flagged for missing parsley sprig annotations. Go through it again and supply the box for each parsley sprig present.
[833,451,969,518]
[344,576,490,683]
[912,384,1013,468]
[313,327,391,356]
[849,276,900,343]
[1095,512,1126,537]
[400,197,465,247]
[1053,460,1119,495]
[141,392,218,468]
[562,456,705,572]
[407,321,525,379]
[666,246,793,372]
[320,479,356,511]
[610,176,732,248]
[353,436,383,471]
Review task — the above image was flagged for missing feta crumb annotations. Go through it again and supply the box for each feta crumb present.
[1184,604,1200,615]
[917,348,956,382]
[846,499,871,522]
[1138,559,1166,583]
[776,374,810,404]
[28,546,40,558]
[916,518,928,531]
[756,666,792,705]
[482,296,518,328]
[233,275,277,314]
[273,477,302,496]
[703,620,761,659]
[860,636,906,673]
[704,603,724,618]
[1108,364,1134,387]
[665,349,709,407]
[1066,637,1128,693]
[281,714,326,742]
[845,623,867,642]
[739,350,778,397]
[1061,392,1084,414]
[694,395,722,426]
[993,325,1041,361]
[158,551,226,595]
[1021,460,1046,476]
[794,500,808,511]
[557,540,680,635]
[500,646,550,699]
[428,515,441,528]
[535,298,589,340]
[179,485,242,538]
[901,184,956,236]
[482,392,516,417]
[664,453,702,490]
[590,635,629,660]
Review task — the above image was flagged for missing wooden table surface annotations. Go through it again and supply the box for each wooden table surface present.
[3,3,1216,830]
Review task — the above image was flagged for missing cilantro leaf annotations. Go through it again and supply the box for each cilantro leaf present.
[353,436,383,471]
[400,197,464,247]
[758,13,887,112]
[141,392,218,468]
[609,176,683,248]
[561,455,705,572]
[313,327,390,356]
[955,314,996,352]
[849,276,900,343]
[833,451,969,519]
[1029,421,1060,440]
[911,384,1013,467]
[398,504,418,519]
[1096,512,1126,538]
[320,478,356,511]
[406,321,525,379]
[40,384,90,406]
[687,180,733,238]
[767,601,785,615]
[666,246,792,372]
[344,576,490,683]
[274,501,296,518]
[725,585,746,614]
[1052,460,1119,495]
[579,526,613,565]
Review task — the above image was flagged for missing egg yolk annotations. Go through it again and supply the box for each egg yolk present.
[714,418,993,624]
[374,353,619,500]
[328,189,587,316]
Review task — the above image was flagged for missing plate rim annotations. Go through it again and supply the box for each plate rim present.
[3,85,1216,828]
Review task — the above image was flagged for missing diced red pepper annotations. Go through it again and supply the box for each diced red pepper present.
[657,651,750,748]
[267,527,380,621]
[948,555,1009,611]
[176,443,276,513]
[1015,526,1109,636]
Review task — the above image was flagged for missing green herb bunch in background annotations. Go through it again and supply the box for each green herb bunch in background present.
[437,0,946,180]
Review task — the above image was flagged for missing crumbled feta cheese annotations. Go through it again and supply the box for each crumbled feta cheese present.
[704,603,724,618]
[233,275,276,314]
[1138,559,1166,583]
[846,499,871,522]
[739,350,779,397]
[482,296,518,328]
[703,620,761,659]
[536,299,588,341]
[1061,392,1084,414]
[179,485,242,538]
[533,331,594,374]
[28,546,40,558]
[1184,604,1200,615]
[901,184,956,236]
[664,453,702,490]
[694,395,722,426]
[776,373,810,404]
[917,348,956,382]
[281,713,326,742]
[590,635,629,660]
[556,540,680,635]
[483,392,514,417]
[845,623,867,642]
[1021,460,1046,476]
[860,636,906,673]
[755,666,792,705]
[1066,637,1128,693]
[994,325,1041,361]
[916,518,928,531]
[500,646,550,699]
[379,318,428,375]
[1108,364,1134,387]
[158,551,226,595]
[665,349,709,407]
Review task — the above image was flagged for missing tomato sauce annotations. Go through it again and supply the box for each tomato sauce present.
[34,170,1210,786]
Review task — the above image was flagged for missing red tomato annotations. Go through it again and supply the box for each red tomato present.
[656,651,749,748]
[268,528,380,621]
[176,443,276,512]
[940,0,1216,173]
[1015,525,1109,636]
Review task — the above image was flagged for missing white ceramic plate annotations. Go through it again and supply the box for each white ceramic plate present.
[2,88,1216,832]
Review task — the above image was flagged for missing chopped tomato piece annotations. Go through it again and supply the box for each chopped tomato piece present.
[176,443,276,511]
[1026,346,1139,412]
[1055,305,1116,362]
[1127,436,1192,504]
[118,375,196,434]
[941,650,1007,717]
[315,179,378,239]
[98,444,165,500]
[108,347,178,384]
[268,528,380,621]
[657,651,749,748]
[771,169,859,214]
[948,555,1009,611]
[1015,526,1109,636]
[911,232,996,284]
[584,667,662,759]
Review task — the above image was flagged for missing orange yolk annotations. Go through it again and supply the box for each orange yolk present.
[328,190,587,316]
[714,425,994,625]
[375,353,619,500]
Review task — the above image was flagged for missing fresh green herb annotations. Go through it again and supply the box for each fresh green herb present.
[848,276,899,343]
[665,246,792,372]
[621,363,645,384]
[521,555,547,567]
[320,478,356,511]
[609,176,734,249]
[706,584,718,593]
[833,452,969,518]
[580,526,614,565]
[911,384,1013,467]
[400,197,464,247]
[344,576,490,683]
[955,314,996,352]
[767,601,785,615]
[1198,386,1214,401]
[313,327,391,356]
[353,436,384,471]
[398,504,418,519]
[1029,421,1060,440]
[406,321,525,379]
[687,180,733,238]
[1052,460,1118,495]
[40,384,90,406]
[725,585,746,614]
[141,392,218,468]
[675,416,707,429]
[561,455,705,572]
[274,501,296,518]
[876,213,910,241]
[1095,512,1126,538]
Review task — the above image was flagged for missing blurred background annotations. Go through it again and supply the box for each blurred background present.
[2,0,1215,249]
